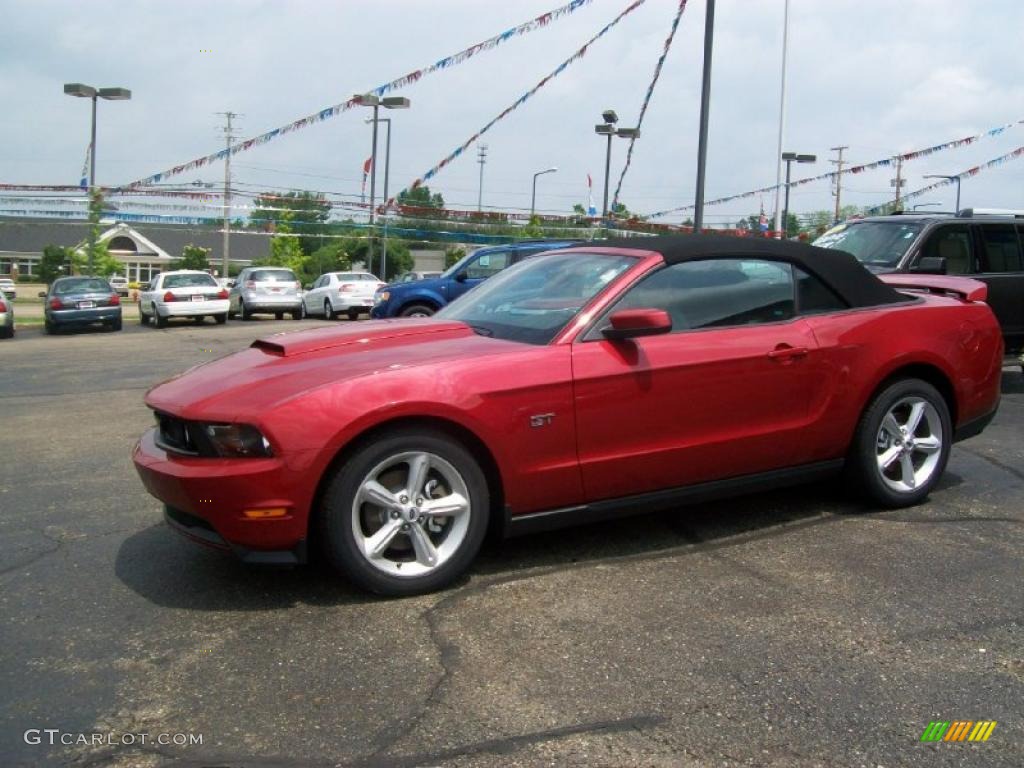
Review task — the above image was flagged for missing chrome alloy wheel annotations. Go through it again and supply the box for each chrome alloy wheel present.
[875,396,943,493]
[351,451,471,577]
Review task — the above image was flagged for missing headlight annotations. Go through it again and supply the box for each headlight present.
[375,291,389,303]
[203,423,273,458]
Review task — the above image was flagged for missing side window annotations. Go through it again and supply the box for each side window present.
[920,225,974,274]
[592,258,795,337]
[977,225,1023,273]
[464,250,510,279]
[794,267,847,314]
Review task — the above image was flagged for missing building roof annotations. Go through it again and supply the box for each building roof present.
[0,217,271,262]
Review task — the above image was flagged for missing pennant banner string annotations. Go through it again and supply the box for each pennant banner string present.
[395,0,649,205]
[611,0,688,210]
[120,0,596,190]
[649,118,1024,217]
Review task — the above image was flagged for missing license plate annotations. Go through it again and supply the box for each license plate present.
[270,287,281,292]
[191,295,205,302]
[77,301,95,309]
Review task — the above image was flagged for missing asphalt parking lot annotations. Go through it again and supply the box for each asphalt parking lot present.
[1,320,1022,767]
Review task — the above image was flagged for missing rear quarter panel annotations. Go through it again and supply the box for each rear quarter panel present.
[803,295,1003,458]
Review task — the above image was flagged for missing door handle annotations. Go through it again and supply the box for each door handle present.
[767,344,809,361]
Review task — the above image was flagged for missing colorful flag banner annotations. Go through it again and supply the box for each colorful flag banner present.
[396,0,649,204]
[79,143,91,189]
[611,0,688,210]
[649,118,1024,218]
[865,144,1024,213]
[587,173,597,216]
[120,0,596,190]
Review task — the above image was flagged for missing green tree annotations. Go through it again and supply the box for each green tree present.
[397,185,445,209]
[172,244,212,271]
[38,245,72,285]
[263,213,307,274]
[378,239,414,281]
[444,246,466,269]
[248,190,331,255]
[89,241,124,278]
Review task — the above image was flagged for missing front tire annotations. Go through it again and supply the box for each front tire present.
[240,299,253,321]
[324,300,336,321]
[849,378,951,508]
[319,430,490,596]
[138,303,149,325]
[400,303,435,318]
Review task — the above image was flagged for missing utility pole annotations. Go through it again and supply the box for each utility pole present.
[891,156,906,212]
[217,111,240,280]
[830,145,848,223]
[476,144,488,212]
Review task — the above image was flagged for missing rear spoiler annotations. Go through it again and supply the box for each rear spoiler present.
[878,274,988,302]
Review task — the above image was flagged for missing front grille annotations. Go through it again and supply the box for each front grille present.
[155,413,216,456]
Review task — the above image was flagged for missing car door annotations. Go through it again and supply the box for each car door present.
[305,275,326,313]
[229,270,246,312]
[449,248,511,302]
[571,258,827,502]
[973,224,1024,348]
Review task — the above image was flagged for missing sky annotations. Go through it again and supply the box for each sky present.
[1,0,1023,227]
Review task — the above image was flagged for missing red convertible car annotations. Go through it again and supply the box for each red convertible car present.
[134,235,1003,595]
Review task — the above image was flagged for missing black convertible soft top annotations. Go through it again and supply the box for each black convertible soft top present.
[593,234,909,309]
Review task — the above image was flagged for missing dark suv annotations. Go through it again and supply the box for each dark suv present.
[370,240,582,318]
[814,210,1024,356]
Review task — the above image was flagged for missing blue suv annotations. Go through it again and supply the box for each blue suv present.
[371,240,582,318]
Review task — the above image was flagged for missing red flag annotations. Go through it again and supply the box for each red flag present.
[363,157,373,175]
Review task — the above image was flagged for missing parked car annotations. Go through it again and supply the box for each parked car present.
[229,267,302,320]
[42,276,122,333]
[0,291,13,338]
[108,275,130,297]
[395,270,442,283]
[370,240,582,318]
[0,277,17,299]
[138,270,230,328]
[134,235,1002,595]
[302,272,385,320]
[814,209,1024,356]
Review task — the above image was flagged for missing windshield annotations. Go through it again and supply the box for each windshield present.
[53,278,111,295]
[163,273,218,289]
[436,251,636,345]
[813,221,923,268]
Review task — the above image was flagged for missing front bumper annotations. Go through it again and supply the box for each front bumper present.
[49,307,121,326]
[133,428,310,555]
[161,299,230,317]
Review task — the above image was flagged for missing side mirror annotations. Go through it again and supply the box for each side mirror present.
[38,291,47,298]
[602,308,673,340]
[453,272,469,283]
[911,256,947,274]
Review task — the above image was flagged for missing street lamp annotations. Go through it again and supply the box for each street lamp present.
[366,116,399,279]
[923,174,962,213]
[355,94,410,274]
[594,110,640,220]
[780,152,815,238]
[64,82,131,274]
[530,167,558,218]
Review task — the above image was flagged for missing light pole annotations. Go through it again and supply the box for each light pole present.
[692,0,716,232]
[366,116,396,279]
[772,0,790,237]
[781,152,815,239]
[356,94,409,273]
[923,174,962,213]
[530,167,558,218]
[594,110,639,221]
[64,83,131,274]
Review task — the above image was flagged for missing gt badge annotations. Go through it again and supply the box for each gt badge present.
[530,413,555,428]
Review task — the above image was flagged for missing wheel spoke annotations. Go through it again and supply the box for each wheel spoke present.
[422,493,469,519]
[408,524,439,568]
[365,520,403,558]
[406,453,430,498]
[882,413,902,438]
[360,480,402,512]
[915,435,941,455]
[877,446,902,471]
[906,401,926,434]
[900,454,916,488]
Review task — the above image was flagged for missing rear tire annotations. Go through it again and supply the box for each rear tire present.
[292,309,302,320]
[44,320,55,335]
[275,312,284,320]
[400,303,435,318]
[347,308,360,321]
[110,318,123,332]
[215,313,227,325]
[193,315,205,324]
[154,304,168,328]
[0,324,12,339]
[318,429,489,596]
[848,378,951,508]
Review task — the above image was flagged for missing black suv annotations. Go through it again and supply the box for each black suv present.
[814,210,1024,357]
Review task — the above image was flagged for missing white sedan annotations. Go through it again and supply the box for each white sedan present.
[302,272,384,320]
[138,271,230,328]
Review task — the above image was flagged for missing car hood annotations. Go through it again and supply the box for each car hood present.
[145,318,517,420]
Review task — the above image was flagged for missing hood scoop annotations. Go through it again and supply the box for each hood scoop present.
[250,320,474,357]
